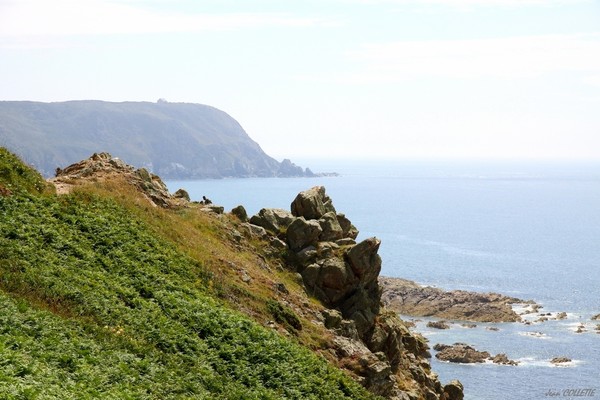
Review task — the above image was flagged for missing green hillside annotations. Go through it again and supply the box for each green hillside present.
[0,101,312,179]
[0,148,377,399]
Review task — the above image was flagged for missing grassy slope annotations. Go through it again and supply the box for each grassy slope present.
[0,149,379,400]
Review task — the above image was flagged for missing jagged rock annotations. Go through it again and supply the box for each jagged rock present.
[346,238,382,283]
[202,205,224,214]
[322,309,343,329]
[337,213,359,239]
[319,257,357,302]
[434,343,490,363]
[239,223,268,239]
[269,237,288,251]
[336,238,356,246]
[492,353,519,366]
[173,188,190,201]
[591,314,600,320]
[340,284,381,337]
[318,212,344,241]
[291,186,336,220]
[443,380,464,400]
[50,152,187,208]
[296,246,318,264]
[230,205,248,222]
[249,208,295,235]
[427,321,450,330]
[285,186,462,399]
[367,312,408,370]
[364,360,394,397]
[286,217,322,251]
[461,323,477,328]
[380,276,529,322]
[338,320,360,340]
[551,357,572,364]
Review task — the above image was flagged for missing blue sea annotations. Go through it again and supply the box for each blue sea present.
[167,160,600,400]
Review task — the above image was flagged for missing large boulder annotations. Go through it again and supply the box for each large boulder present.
[249,208,295,235]
[346,237,382,283]
[286,217,322,251]
[318,211,344,241]
[291,186,336,220]
[337,213,359,239]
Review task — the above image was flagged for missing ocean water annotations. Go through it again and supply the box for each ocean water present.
[167,160,600,400]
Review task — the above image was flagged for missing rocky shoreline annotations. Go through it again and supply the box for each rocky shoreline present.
[379,276,535,323]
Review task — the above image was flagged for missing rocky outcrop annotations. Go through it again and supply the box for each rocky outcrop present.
[49,152,188,209]
[427,320,450,330]
[380,277,532,322]
[248,186,462,400]
[443,381,464,400]
[434,343,519,366]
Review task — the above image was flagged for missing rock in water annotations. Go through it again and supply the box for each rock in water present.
[551,357,572,364]
[379,276,533,322]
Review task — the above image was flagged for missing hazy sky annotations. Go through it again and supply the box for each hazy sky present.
[1,0,599,160]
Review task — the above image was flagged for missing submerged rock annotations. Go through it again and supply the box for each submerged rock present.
[551,357,572,364]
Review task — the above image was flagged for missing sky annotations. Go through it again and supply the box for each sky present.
[1,0,599,161]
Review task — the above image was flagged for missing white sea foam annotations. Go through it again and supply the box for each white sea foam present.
[518,331,551,339]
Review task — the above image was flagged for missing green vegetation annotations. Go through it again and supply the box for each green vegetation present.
[267,300,303,334]
[0,149,378,399]
[0,148,48,194]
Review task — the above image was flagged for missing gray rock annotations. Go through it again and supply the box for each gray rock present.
[173,188,190,201]
[319,257,356,303]
[286,217,322,251]
[269,237,288,251]
[322,309,343,329]
[249,208,295,234]
[202,205,224,214]
[230,205,248,222]
[290,186,336,220]
[296,246,318,264]
[345,237,382,283]
[337,213,359,239]
[240,223,268,239]
[318,211,344,241]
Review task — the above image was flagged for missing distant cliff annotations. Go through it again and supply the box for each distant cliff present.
[0,100,322,179]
